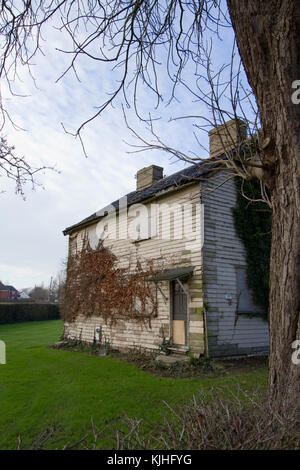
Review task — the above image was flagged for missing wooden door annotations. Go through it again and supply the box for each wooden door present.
[171,280,187,345]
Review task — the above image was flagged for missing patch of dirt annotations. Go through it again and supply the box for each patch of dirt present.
[216,355,268,374]
[51,340,268,379]
[110,350,268,379]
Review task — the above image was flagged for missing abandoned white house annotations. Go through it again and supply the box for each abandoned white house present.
[63,121,269,357]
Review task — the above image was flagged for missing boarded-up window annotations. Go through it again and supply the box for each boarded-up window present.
[236,267,264,313]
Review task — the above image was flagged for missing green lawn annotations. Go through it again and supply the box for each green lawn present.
[0,320,267,449]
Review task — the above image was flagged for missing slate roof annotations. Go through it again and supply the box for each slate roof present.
[0,283,19,294]
[63,160,218,236]
[6,285,19,294]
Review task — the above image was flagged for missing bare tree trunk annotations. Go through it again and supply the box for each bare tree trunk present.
[227,0,300,403]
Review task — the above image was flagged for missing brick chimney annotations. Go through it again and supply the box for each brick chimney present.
[136,165,164,190]
[209,119,247,158]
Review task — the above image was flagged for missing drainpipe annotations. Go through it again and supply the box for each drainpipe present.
[203,305,210,359]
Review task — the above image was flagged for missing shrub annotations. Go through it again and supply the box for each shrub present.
[17,388,299,450]
[101,389,299,450]
[0,303,60,324]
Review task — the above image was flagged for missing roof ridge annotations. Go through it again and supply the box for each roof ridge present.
[63,161,212,236]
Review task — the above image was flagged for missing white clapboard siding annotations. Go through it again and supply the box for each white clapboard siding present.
[202,172,269,357]
[65,184,205,355]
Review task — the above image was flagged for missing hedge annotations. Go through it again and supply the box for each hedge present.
[0,303,61,324]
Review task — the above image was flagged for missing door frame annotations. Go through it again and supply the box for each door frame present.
[169,279,189,348]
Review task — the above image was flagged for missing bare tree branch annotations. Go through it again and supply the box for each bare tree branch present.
[0,135,54,197]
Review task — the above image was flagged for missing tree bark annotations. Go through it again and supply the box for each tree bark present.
[227,0,300,403]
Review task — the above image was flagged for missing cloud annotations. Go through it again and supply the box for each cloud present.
[0,263,52,290]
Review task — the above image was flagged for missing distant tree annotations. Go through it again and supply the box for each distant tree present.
[48,262,67,303]
[56,269,66,303]
[48,277,58,302]
[29,285,49,302]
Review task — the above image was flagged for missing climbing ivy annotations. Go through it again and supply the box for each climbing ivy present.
[232,178,272,312]
[61,236,159,325]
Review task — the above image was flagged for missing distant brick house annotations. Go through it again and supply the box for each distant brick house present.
[0,282,20,301]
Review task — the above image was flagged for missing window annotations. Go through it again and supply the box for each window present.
[131,205,158,242]
[236,267,264,313]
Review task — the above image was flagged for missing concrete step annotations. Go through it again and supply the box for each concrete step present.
[167,346,188,355]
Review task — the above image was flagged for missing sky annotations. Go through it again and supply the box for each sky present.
[0,5,238,290]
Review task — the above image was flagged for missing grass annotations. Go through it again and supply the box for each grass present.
[0,320,268,449]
